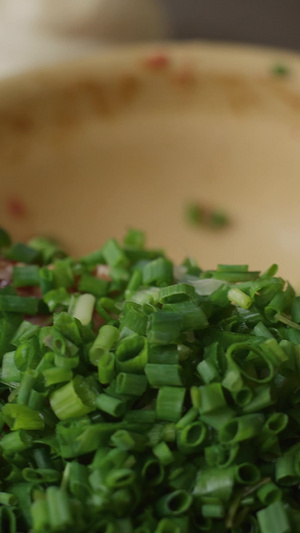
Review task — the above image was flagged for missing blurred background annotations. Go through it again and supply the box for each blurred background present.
[0,0,300,78]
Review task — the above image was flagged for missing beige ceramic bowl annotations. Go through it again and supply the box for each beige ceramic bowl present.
[1,42,300,285]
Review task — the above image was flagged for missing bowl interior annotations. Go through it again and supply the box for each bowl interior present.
[1,43,300,284]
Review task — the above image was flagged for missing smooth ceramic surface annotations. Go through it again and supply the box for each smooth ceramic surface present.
[1,42,300,284]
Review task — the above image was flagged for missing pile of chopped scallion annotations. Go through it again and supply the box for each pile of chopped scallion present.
[1,227,300,532]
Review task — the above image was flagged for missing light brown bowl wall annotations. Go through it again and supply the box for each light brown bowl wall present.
[1,43,300,284]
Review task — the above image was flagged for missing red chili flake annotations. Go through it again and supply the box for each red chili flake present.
[7,197,27,219]
[143,53,170,70]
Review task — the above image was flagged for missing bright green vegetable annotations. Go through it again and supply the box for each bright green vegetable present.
[1,227,300,532]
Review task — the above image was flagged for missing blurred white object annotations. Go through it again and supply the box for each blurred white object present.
[1,0,168,41]
[0,0,168,78]
[44,0,168,42]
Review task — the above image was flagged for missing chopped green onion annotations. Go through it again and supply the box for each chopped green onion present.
[198,383,227,415]
[78,274,109,297]
[145,363,184,387]
[17,369,38,405]
[116,372,147,396]
[1,351,21,383]
[2,229,300,531]
[257,501,291,533]
[143,258,174,286]
[98,351,115,385]
[163,301,208,331]
[0,227,12,248]
[111,430,147,452]
[2,403,44,430]
[43,287,70,312]
[115,335,148,374]
[0,430,32,453]
[50,376,95,420]
[13,265,40,287]
[96,394,125,417]
[219,414,264,444]
[46,487,72,530]
[275,455,298,486]
[201,503,225,518]
[156,386,185,422]
[156,490,192,517]
[158,284,195,303]
[101,239,129,268]
[148,311,182,345]
[0,295,40,315]
[5,242,40,264]
[89,325,120,365]
[271,63,290,77]
[43,367,73,387]
[53,259,74,289]
[227,288,252,309]
[123,228,145,249]
[120,304,148,335]
[257,482,282,505]
[69,293,95,326]
[0,492,18,506]
[177,421,207,455]
[234,463,261,484]
[153,441,175,465]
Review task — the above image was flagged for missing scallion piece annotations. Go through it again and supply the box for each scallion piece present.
[5,242,40,264]
[158,284,196,303]
[96,394,125,417]
[50,376,95,420]
[148,311,182,345]
[111,429,147,452]
[0,430,32,453]
[78,274,109,297]
[115,335,148,374]
[98,351,115,385]
[219,414,264,444]
[177,421,207,455]
[257,501,291,533]
[116,372,147,396]
[13,265,40,288]
[69,293,95,326]
[228,288,252,309]
[257,482,282,505]
[153,441,175,465]
[275,455,298,486]
[2,403,44,430]
[143,258,174,286]
[43,367,73,387]
[156,386,185,422]
[156,490,192,517]
[145,364,184,387]
[46,487,72,530]
[234,463,261,484]
[17,369,38,405]
[89,325,120,365]
[0,227,11,248]
[101,238,129,268]
[201,503,225,518]
[0,295,40,315]
[1,351,21,383]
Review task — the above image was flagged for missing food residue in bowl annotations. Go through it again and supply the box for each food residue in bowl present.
[185,201,230,230]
